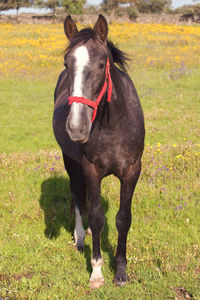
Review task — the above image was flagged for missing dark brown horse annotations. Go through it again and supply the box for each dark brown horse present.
[53,15,145,288]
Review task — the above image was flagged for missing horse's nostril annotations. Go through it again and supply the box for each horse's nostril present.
[67,120,82,134]
[67,120,72,131]
[68,121,82,134]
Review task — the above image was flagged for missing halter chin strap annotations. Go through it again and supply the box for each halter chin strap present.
[68,58,112,123]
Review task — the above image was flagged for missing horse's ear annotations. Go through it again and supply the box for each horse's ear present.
[64,15,78,41]
[94,15,108,43]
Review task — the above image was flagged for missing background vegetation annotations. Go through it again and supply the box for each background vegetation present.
[1,0,200,18]
[0,21,199,299]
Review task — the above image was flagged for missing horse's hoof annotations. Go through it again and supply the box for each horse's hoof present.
[86,227,92,235]
[77,244,85,253]
[113,273,129,287]
[90,278,105,289]
[114,279,127,287]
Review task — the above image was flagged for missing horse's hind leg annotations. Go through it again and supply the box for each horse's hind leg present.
[114,160,141,286]
[62,152,87,252]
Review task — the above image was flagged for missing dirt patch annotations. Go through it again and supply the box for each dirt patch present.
[0,12,197,25]
[0,272,34,283]
[171,287,193,300]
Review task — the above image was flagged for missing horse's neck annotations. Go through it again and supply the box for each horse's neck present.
[96,71,127,128]
[109,67,128,113]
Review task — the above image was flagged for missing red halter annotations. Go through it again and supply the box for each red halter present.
[68,58,112,123]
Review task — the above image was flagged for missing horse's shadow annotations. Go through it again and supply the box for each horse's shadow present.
[39,176,115,274]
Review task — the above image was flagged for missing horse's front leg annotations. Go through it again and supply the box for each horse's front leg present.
[82,156,105,289]
[114,161,141,286]
[62,153,86,252]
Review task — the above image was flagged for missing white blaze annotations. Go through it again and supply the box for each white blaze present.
[70,45,89,128]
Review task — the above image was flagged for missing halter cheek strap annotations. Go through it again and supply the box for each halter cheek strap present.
[68,58,112,123]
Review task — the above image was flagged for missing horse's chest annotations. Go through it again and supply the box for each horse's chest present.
[83,134,135,177]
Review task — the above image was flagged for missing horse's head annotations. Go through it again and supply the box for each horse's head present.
[64,15,111,143]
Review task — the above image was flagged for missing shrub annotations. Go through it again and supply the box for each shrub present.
[128,7,138,20]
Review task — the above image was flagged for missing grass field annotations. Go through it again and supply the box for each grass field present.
[0,21,200,299]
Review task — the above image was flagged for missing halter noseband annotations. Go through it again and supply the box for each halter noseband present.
[68,58,112,123]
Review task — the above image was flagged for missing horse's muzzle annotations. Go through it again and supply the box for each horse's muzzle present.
[66,120,90,143]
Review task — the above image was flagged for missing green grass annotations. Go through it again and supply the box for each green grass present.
[0,24,200,299]
[0,79,57,153]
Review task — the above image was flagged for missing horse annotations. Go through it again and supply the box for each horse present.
[53,15,145,288]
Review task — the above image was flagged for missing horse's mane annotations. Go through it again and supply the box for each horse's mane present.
[107,40,130,73]
[66,28,130,73]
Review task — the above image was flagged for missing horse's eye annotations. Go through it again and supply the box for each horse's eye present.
[98,63,105,69]
[64,63,68,69]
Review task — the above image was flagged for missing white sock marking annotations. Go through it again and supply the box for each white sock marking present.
[90,258,104,281]
[70,46,89,128]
